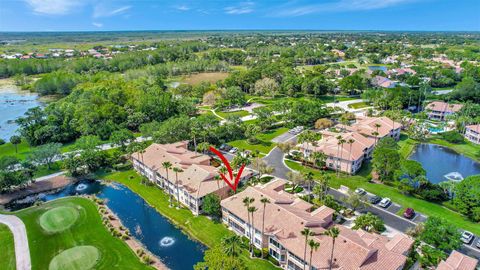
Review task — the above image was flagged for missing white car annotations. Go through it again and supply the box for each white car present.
[461,231,474,244]
[229,147,238,154]
[378,198,391,208]
[354,188,366,195]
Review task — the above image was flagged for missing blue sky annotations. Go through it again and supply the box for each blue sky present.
[0,0,479,31]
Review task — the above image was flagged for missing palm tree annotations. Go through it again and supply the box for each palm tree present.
[346,138,355,175]
[162,161,173,207]
[324,227,340,270]
[221,235,243,258]
[248,206,258,257]
[374,123,382,144]
[336,136,346,177]
[301,228,314,270]
[311,151,326,169]
[243,197,254,253]
[303,171,314,202]
[214,174,221,189]
[371,131,380,145]
[260,197,270,258]
[308,239,320,270]
[173,167,183,205]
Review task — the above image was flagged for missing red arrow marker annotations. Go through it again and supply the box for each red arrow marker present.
[209,146,245,192]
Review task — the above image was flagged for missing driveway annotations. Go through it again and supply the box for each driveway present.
[0,214,31,270]
[262,147,292,179]
[325,99,372,114]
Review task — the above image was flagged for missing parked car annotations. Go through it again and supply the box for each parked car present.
[378,198,391,208]
[229,147,238,154]
[461,231,474,244]
[403,208,415,219]
[369,196,381,204]
[219,144,232,151]
[354,188,366,195]
[475,239,480,249]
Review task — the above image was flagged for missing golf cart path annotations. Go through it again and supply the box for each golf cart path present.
[0,214,31,270]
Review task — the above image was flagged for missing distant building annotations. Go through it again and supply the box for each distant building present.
[132,141,252,215]
[464,124,480,144]
[371,76,397,88]
[437,250,478,270]
[425,101,463,121]
[221,179,414,270]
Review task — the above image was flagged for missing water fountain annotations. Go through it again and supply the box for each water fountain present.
[444,172,464,182]
[75,183,88,192]
[159,237,175,247]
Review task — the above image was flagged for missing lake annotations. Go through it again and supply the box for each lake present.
[6,180,206,270]
[368,66,387,72]
[409,144,480,183]
[0,83,42,141]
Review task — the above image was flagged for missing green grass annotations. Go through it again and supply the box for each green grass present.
[285,160,480,235]
[397,134,419,158]
[49,245,100,270]
[229,127,289,154]
[215,110,250,119]
[347,101,370,109]
[0,224,15,270]
[11,197,151,270]
[39,206,79,233]
[98,170,279,270]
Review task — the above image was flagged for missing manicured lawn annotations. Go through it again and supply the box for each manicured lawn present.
[216,110,250,119]
[0,224,15,270]
[98,170,279,270]
[285,160,480,235]
[229,127,289,154]
[347,101,369,109]
[12,197,151,270]
[0,140,32,160]
[397,134,419,158]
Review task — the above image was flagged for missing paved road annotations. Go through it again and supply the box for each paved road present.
[0,214,31,270]
[263,147,292,179]
[325,99,372,114]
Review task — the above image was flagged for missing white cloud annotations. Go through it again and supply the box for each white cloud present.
[273,0,416,17]
[174,4,190,11]
[93,4,131,18]
[24,0,85,15]
[225,1,254,15]
[92,22,103,27]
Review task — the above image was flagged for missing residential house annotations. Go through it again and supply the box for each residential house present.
[132,141,251,215]
[437,250,478,270]
[371,75,397,88]
[425,101,463,121]
[464,124,480,144]
[221,179,414,270]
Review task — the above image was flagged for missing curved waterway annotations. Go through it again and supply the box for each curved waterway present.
[6,180,206,270]
[0,83,42,141]
[409,144,480,183]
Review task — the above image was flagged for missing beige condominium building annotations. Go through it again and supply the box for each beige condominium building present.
[298,116,402,174]
[132,141,252,215]
[464,124,480,144]
[221,179,414,270]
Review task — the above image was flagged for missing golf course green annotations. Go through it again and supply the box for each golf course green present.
[49,245,100,270]
[39,206,80,233]
[11,197,152,269]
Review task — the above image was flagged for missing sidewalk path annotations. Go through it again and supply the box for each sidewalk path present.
[0,214,31,270]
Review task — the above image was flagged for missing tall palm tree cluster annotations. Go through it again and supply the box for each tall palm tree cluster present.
[161,161,184,208]
[301,227,340,270]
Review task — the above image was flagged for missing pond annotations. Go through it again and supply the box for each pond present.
[409,144,480,183]
[0,84,42,141]
[368,66,387,72]
[6,180,206,270]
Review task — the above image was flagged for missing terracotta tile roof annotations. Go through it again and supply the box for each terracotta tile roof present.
[221,179,413,270]
[466,124,480,131]
[437,251,478,270]
[348,116,402,138]
[426,101,463,114]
